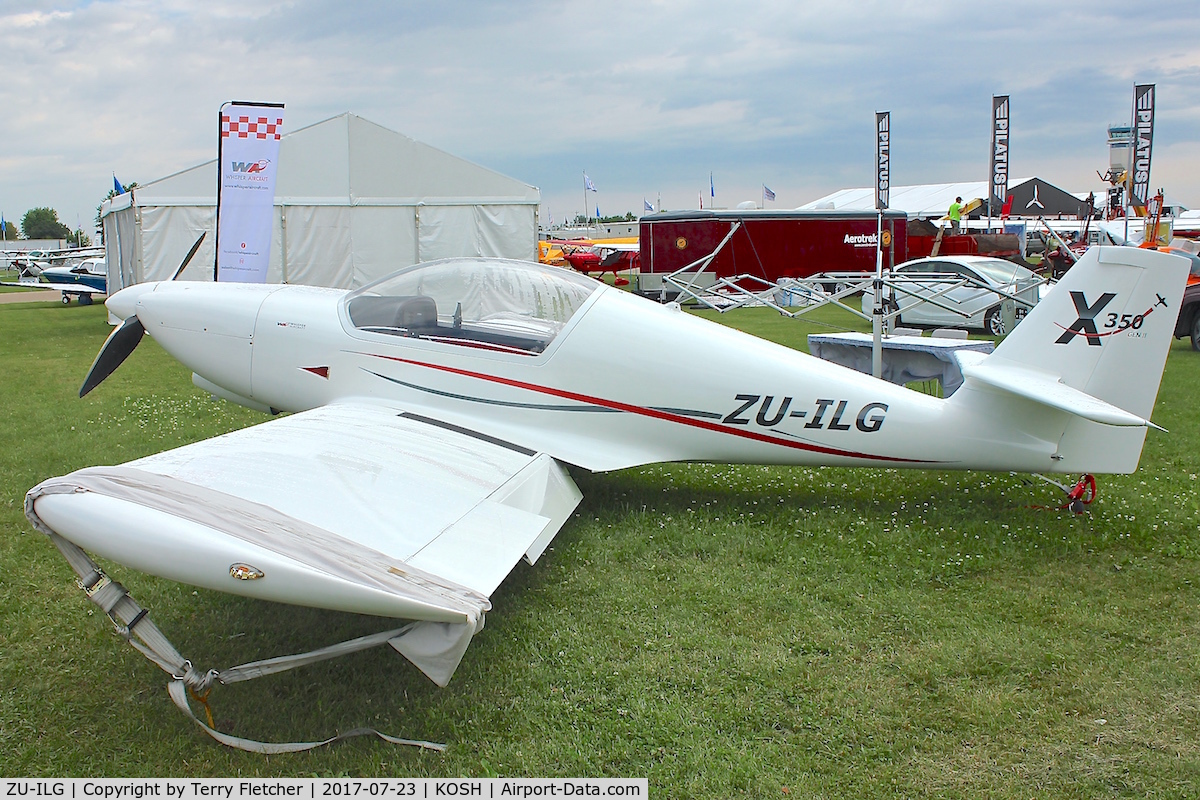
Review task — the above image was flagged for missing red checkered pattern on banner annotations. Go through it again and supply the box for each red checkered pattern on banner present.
[221,114,284,140]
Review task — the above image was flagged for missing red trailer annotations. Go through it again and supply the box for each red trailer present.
[637,209,909,297]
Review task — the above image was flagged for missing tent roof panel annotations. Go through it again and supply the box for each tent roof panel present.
[277,112,352,198]
[799,179,1036,217]
[347,115,539,202]
[110,113,538,214]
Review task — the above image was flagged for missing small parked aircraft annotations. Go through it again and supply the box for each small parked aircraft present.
[5,246,104,278]
[541,237,639,285]
[1,257,107,304]
[23,243,1189,747]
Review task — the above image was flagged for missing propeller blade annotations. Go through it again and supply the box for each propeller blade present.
[170,231,207,281]
[79,315,145,397]
[80,233,203,397]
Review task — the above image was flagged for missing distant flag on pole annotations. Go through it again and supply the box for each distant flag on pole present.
[762,184,776,202]
[584,173,597,192]
[1,213,6,240]
[596,205,601,219]
[113,174,124,195]
[644,199,654,213]
[710,173,715,199]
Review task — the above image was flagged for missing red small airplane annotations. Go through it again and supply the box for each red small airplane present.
[545,239,639,285]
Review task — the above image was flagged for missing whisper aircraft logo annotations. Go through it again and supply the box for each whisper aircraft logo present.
[231,159,271,174]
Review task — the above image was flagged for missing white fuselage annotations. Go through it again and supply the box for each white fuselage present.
[26,249,1186,685]
[121,279,1068,475]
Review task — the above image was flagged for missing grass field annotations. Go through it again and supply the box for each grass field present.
[2,298,1199,796]
[0,267,36,291]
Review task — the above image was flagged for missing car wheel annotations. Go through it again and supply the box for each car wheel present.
[1191,308,1200,352]
[985,306,1005,335]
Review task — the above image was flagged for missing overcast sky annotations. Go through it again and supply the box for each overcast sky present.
[3,0,1199,235]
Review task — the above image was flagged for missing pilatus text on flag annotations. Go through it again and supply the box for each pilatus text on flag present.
[990,96,1010,210]
[1131,85,1156,208]
[875,112,890,210]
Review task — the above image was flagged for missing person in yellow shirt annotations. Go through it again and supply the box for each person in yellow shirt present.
[948,196,963,235]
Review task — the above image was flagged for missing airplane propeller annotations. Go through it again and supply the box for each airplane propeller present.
[79,232,206,398]
[170,232,207,282]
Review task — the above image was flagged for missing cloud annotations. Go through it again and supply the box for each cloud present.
[1,0,1198,230]
[2,9,72,28]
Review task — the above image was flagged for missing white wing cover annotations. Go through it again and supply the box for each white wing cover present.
[26,403,582,685]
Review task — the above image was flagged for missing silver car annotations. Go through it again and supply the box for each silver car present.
[862,256,1044,335]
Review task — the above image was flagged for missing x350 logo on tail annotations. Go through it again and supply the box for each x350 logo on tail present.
[1055,291,1117,346]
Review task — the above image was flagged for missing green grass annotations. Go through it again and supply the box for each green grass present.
[0,267,38,291]
[2,299,1200,796]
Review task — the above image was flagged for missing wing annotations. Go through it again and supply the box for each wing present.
[1,281,105,293]
[26,402,582,685]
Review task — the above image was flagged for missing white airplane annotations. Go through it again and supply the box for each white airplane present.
[23,244,1188,726]
[5,246,104,278]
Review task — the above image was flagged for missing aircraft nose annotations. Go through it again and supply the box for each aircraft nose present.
[105,282,160,321]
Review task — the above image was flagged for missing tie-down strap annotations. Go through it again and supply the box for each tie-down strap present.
[44,531,445,753]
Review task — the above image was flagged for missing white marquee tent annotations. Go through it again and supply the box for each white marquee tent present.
[797,178,1118,221]
[798,180,1032,218]
[101,113,540,291]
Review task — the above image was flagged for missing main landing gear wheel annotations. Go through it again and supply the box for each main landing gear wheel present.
[985,306,1005,336]
[61,294,71,305]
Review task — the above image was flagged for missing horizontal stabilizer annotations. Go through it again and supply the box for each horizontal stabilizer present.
[962,357,1160,429]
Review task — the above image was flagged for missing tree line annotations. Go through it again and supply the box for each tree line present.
[571,211,639,225]
[1,207,91,247]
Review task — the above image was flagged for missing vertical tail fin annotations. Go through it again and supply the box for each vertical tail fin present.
[957,246,1189,472]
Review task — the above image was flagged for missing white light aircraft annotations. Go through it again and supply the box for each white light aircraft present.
[5,246,104,277]
[23,244,1188,746]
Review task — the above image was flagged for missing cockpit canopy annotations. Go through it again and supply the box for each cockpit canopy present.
[345,258,600,355]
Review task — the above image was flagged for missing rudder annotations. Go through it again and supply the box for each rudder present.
[964,246,1189,472]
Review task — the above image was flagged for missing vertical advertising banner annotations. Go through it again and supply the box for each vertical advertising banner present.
[990,95,1010,213]
[1130,84,1156,208]
[217,102,284,282]
[875,111,890,210]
